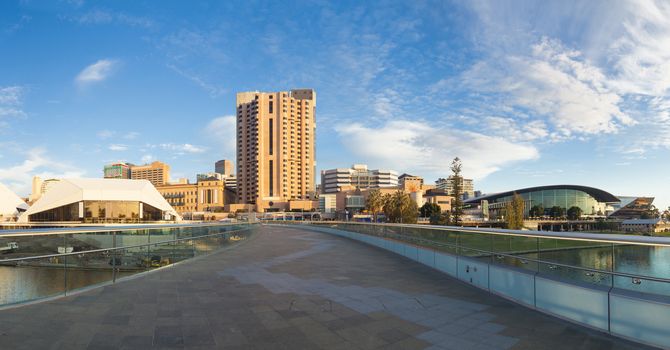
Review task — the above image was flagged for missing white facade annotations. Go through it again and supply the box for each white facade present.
[19,178,180,223]
[435,176,475,198]
[319,194,337,213]
[0,183,28,220]
[321,164,398,194]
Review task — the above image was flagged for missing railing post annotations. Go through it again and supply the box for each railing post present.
[112,231,117,283]
[63,234,68,296]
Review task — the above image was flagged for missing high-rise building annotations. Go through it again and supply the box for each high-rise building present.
[321,164,398,194]
[236,89,316,210]
[215,160,234,177]
[104,162,132,179]
[131,161,170,186]
[436,176,475,198]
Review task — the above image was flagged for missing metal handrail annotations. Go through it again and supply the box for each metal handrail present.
[0,227,251,264]
[285,222,670,286]
[0,222,250,237]
[298,221,670,247]
[382,232,670,284]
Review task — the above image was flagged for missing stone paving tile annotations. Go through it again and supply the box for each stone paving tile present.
[0,225,655,350]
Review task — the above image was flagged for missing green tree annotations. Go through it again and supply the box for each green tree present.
[641,205,660,219]
[529,204,544,218]
[420,202,441,218]
[549,206,565,219]
[365,189,385,222]
[450,157,463,225]
[430,210,451,225]
[567,206,583,220]
[383,190,418,224]
[505,193,525,229]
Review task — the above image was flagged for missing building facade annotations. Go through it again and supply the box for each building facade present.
[435,176,475,199]
[464,185,621,220]
[321,164,398,194]
[156,178,233,214]
[236,89,316,211]
[130,161,170,186]
[621,219,670,233]
[215,160,234,176]
[19,179,179,223]
[399,174,424,192]
[104,162,132,179]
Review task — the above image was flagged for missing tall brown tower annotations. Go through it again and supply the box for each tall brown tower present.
[236,89,316,211]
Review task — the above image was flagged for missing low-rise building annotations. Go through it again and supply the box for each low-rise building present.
[423,189,453,213]
[156,178,234,215]
[19,178,180,223]
[621,219,670,233]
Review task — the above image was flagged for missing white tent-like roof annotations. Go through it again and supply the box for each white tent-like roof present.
[19,178,180,222]
[0,182,27,218]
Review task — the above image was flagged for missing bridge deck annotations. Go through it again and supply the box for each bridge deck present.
[0,225,649,349]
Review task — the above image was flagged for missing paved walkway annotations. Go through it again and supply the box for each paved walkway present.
[0,225,650,349]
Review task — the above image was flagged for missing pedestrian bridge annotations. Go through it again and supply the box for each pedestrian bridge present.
[0,223,662,349]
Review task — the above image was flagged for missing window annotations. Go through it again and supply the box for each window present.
[269,119,273,155]
[269,160,274,196]
[269,101,273,113]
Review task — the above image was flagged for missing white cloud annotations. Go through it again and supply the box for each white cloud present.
[335,120,539,180]
[108,144,128,151]
[72,10,154,28]
[459,37,633,138]
[123,131,140,140]
[204,115,236,158]
[0,86,26,120]
[158,143,206,154]
[140,154,153,163]
[76,59,117,85]
[97,129,115,139]
[0,148,86,196]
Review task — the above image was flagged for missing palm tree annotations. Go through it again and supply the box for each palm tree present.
[365,189,384,222]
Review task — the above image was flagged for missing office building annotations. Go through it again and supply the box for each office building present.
[236,89,316,211]
[321,164,398,194]
[19,178,180,223]
[436,176,475,199]
[215,160,234,176]
[104,162,132,179]
[130,161,170,186]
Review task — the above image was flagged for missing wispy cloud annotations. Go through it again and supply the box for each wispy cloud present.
[0,86,27,123]
[108,144,128,151]
[156,143,207,154]
[75,59,117,85]
[70,9,154,28]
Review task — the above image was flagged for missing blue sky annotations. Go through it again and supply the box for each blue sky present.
[0,0,669,209]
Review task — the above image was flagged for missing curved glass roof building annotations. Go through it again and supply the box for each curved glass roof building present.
[464,185,621,218]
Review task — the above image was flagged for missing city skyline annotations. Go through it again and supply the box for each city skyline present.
[0,1,669,209]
